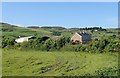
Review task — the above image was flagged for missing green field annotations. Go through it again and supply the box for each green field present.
[1,23,119,76]
[2,49,118,76]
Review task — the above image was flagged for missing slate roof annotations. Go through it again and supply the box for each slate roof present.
[77,32,90,36]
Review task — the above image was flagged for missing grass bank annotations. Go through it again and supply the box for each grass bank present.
[2,49,118,76]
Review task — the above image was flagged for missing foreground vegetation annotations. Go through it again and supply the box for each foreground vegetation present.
[3,49,118,76]
[2,34,120,53]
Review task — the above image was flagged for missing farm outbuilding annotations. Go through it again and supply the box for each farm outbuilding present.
[71,32,91,44]
[15,36,33,43]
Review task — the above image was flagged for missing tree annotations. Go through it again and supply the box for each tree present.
[57,37,66,49]
[44,39,54,51]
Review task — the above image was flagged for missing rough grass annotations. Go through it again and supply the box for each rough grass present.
[0,49,2,77]
[2,49,118,76]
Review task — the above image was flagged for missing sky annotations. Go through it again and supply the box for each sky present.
[2,2,118,28]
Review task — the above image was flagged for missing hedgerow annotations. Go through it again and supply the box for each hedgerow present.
[2,35,120,53]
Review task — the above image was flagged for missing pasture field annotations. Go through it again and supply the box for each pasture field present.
[2,49,118,76]
[1,23,119,76]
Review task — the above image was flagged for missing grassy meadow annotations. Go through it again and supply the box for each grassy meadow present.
[1,23,119,76]
[2,49,118,76]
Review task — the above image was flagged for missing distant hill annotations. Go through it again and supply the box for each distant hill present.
[0,22,18,32]
[0,22,18,27]
[27,26,40,29]
[1,22,118,39]
[41,26,66,30]
[1,22,52,38]
[69,28,80,30]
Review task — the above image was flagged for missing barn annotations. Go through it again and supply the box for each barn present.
[71,32,91,44]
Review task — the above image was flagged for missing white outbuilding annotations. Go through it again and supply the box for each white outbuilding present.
[15,36,33,43]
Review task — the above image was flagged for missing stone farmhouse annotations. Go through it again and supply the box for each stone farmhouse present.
[71,32,91,44]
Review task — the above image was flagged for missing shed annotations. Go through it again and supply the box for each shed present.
[15,36,33,43]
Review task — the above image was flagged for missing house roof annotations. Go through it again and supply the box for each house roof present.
[76,32,90,36]
[17,36,33,39]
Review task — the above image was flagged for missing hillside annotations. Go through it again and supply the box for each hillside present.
[1,23,52,38]
[1,22,118,39]
[1,22,119,76]
[3,49,118,76]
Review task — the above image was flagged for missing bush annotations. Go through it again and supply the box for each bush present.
[95,67,118,76]
[43,39,54,51]
[2,35,119,53]
[2,37,15,48]
[105,41,120,52]
[56,37,66,49]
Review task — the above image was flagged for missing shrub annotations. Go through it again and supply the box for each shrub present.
[56,37,66,49]
[2,37,15,48]
[43,39,54,51]
[95,67,118,76]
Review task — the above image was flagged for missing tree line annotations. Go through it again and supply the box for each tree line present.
[1,35,119,53]
[79,27,106,31]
